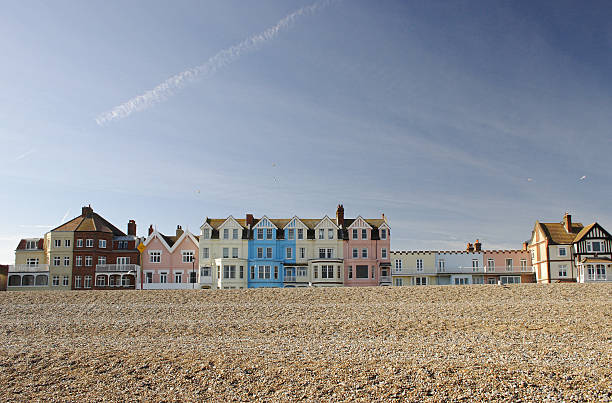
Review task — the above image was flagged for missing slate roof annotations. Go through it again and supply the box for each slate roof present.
[15,238,44,250]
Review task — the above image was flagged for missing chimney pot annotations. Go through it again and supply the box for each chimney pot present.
[563,212,572,233]
[148,225,154,236]
[522,241,529,251]
[336,204,345,228]
[127,220,136,236]
[81,205,94,217]
[474,239,482,252]
[176,225,184,238]
[246,214,254,228]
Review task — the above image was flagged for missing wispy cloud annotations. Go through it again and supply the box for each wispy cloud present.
[14,149,36,161]
[96,0,338,125]
[60,209,70,224]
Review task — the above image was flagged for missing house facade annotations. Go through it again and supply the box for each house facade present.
[482,245,535,284]
[140,225,199,289]
[248,216,284,288]
[572,223,612,283]
[0,265,8,291]
[8,238,49,290]
[391,251,437,286]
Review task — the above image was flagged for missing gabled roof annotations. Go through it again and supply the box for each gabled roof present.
[346,216,373,229]
[314,215,339,229]
[202,217,247,230]
[573,223,611,243]
[51,209,125,236]
[535,221,584,245]
[283,216,309,230]
[217,216,247,229]
[252,216,277,229]
[144,229,199,253]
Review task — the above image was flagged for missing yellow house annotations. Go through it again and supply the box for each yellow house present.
[391,250,437,286]
[45,230,74,290]
[8,238,49,290]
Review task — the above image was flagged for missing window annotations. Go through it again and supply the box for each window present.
[232,248,239,258]
[84,276,92,288]
[318,229,325,240]
[472,259,480,271]
[54,239,61,248]
[586,265,595,280]
[98,256,106,265]
[438,259,445,272]
[175,273,182,283]
[274,266,278,280]
[286,248,293,259]
[454,277,469,285]
[473,276,484,284]
[558,247,567,257]
[250,266,255,280]
[587,241,603,253]
[223,248,229,258]
[596,265,606,280]
[288,229,295,240]
[319,248,326,259]
[501,276,521,284]
[266,248,272,259]
[76,239,83,247]
[326,248,334,258]
[337,266,341,279]
[240,266,244,279]
[150,251,161,263]
[266,229,273,240]
[258,266,271,279]
[64,239,71,248]
[63,276,69,286]
[75,256,82,266]
[297,229,304,240]
[53,256,60,266]
[362,248,368,258]
[505,259,513,272]
[223,265,236,279]
[415,277,427,286]
[26,258,39,267]
[257,248,263,259]
[117,257,130,265]
[26,240,37,249]
[257,229,264,240]
[352,229,358,239]
[74,276,82,288]
[371,266,375,278]
[395,259,402,269]
[352,248,358,258]
[223,229,229,239]
[117,241,128,249]
[394,278,403,286]
[145,272,153,283]
[202,248,209,259]
[416,259,423,272]
[520,259,527,271]
[362,229,367,239]
[200,267,210,277]
[381,229,387,240]
[487,259,495,271]
[558,265,568,277]
[328,229,334,239]
[99,240,106,248]
[381,248,387,259]
[322,265,334,279]
[298,267,307,277]
[488,278,497,285]
[203,228,210,239]
[86,239,94,247]
[85,256,92,266]
[356,265,368,278]
[96,275,106,286]
[299,248,306,259]
[348,266,353,279]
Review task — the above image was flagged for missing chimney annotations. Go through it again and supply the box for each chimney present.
[127,220,136,236]
[82,205,93,218]
[176,225,184,238]
[466,242,474,252]
[563,212,572,233]
[246,214,254,228]
[522,241,529,251]
[148,225,154,236]
[336,204,344,228]
[474,239,482,252]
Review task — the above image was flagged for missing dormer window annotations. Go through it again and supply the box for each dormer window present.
[297,229,303,240]
[319,229,325,240]
[202,228,210,239]
[232,229,239,240]
[26,240,37,250]
[328,229,334,239]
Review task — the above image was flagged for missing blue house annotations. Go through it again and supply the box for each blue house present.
[248,216,285,288]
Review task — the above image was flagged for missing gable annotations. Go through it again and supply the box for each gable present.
[171,232,199,251]
[283,216,309,230]
[144,232,172,252]
[218,216,243,230]
[252,216,277,229]
[347,216,372,229]
[314,215,338,229]
[574,223,612,243]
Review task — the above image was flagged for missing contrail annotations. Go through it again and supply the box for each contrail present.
[96,0,336,125]
[15,149,36,161]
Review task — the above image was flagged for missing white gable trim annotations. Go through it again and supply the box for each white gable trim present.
[143,231,172,252]
[378,222,390,230]
[169,231,199,253]
[283,216,309,230]
[200,219,213,231]
[347,216,372,229]
[218,215,243,230]
[253,216,277,229]
[314,215,339,229]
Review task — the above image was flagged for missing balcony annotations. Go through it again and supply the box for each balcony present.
[9,264,49,273]
[284,276,297,282]
[437,266,485,274]
[96,264,139,273]
[199,275,212,284]
[379,276,391,284]
[485,266,534,273]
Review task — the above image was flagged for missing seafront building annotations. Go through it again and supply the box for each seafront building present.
[140,225,199,289]
[8,238,49,290]
[528,213,611,283]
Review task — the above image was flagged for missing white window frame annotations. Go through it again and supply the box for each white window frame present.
[52,276,60,286]
[558,247,567,257]
[352,229,358,240]
[53,256,60,266]
[395,259,402,269]
[76,239,83,248]
[97,256,106,265]
[232,228,239,240]
[64,256,70,267]
[318,229,325,240]
[266,229,273,240]
[257,248,263,259]
[85,256,92,267]
[558,265,568,277]
[182,250,195,263]
[352,248,358,259]
[62,276,69,286]
[297,229,304,240]
[361,229,367,239]
[299,248,306,259]
[222,247,229,259]
[416,259,423,271]
[266,247,273,259]
[202,248,209,259]
[99,239,107,248]
[232,247,239,258]
[381,248,387,259]
[202,228,210,239]
[288,229,295,240]
[286,248,293,259]
[64,239,71,248]
[328,229,334,239]
[381,229,387,240]
[54,239,61,248]
[75,256,82,266]
[362,248,368,259]
[86,239,94,248]
[149,250,162,263]
[223,229,229,240]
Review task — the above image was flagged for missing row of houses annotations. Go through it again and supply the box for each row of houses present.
[2,206,611,291]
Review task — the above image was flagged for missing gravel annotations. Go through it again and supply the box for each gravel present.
[0,284,611,402]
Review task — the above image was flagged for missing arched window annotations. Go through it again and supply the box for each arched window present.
[35,275,48,286]
[8,275,21,286]
[22,275,35,286]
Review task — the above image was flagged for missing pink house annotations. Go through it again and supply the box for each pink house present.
[482,242,535,284]
[140,225,200,289]
[340,208,391,287]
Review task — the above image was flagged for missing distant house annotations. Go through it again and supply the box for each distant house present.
[141,225,199,289]
[528,213,611,283]
[8,238,49,290]
[0,265,8,291]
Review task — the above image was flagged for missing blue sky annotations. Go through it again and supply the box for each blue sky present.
[2,0,612,263]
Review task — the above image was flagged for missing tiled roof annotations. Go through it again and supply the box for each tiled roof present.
[538,221,584,244]
[205,218,247,229]
[15,238,44,250]
[206,216,383,229]
[573,223,597,243]
[581,257,612,264]
[52,211,125,236]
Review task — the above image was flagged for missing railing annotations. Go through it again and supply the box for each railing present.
[9,264,49,273]
[485,266,534,273]
[284,276,297,282]
[96,264,139,273]
[436,266,485,274]
[199,276,212,284]
[392,268,436,275]
[379,276,391,283]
